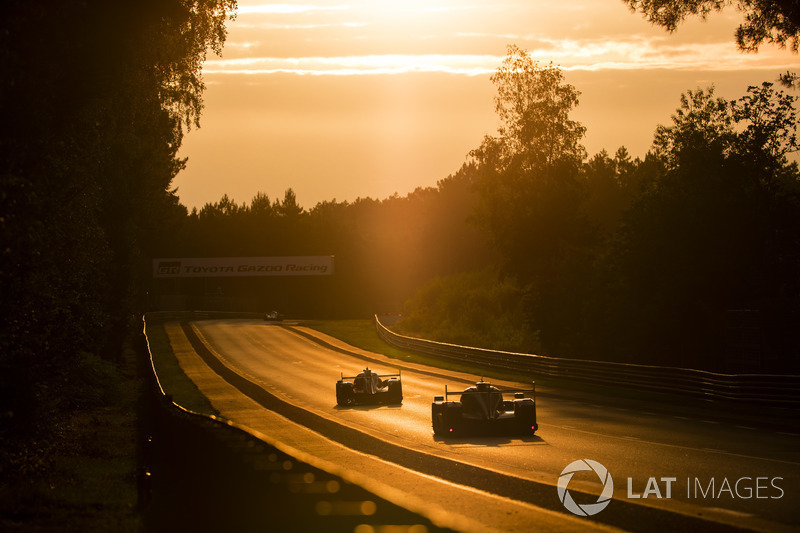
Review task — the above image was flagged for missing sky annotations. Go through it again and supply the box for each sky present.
[174,0,800,211]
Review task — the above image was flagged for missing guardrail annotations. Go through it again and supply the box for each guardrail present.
[374,315,800,408]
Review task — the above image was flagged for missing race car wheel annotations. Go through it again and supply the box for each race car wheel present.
[387,379,403,404]
[432,403,460,437]
[514,400,537,434]
[336,382,354,406]
[431,404,446,436]
[432,414,445,436]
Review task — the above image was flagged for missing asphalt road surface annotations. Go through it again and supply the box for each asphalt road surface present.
[167,318,800,533]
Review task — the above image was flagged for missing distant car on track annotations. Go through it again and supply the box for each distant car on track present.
[264,310,284,321]
[336,367,403,406]
[431,380,537,437]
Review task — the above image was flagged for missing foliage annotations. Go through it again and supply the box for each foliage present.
[580,147,645,236]
[623,0,800,52]
[603,82,800,369]
[467,46,595,355]
[395,269,540,353]
[0,345,141,532]
[489,45,587,172]
[0,0,236,446]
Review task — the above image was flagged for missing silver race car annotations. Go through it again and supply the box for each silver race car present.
[336,367,403,406]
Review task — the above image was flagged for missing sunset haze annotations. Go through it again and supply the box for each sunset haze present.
[175,0,800,210]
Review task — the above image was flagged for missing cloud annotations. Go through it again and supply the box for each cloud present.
[205,36,797,77]
[203,54,501,76]
[221,0,796,75]
[234,21,367,30]
[236,4,351,15]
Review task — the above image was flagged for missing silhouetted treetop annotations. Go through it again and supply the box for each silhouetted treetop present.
[250,192,275,217]
[624,0,800,52]
[136,0,239,129]
[653,82,798,171]
[275,188,306,218]
[487,44,586,173]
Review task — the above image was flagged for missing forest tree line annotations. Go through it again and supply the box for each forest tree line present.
[164,46,800,374]
[0,0,237,454]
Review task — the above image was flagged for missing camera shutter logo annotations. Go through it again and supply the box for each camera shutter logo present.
[557,459,614,516]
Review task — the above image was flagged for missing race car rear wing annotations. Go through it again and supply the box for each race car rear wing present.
[340,369,401,380]
[435,380,536,402]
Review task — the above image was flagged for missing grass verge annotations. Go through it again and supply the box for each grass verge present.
[143,318,218,416]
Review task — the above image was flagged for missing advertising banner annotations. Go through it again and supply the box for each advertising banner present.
[153,256,334,278]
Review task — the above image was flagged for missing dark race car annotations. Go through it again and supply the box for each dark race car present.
[431,380,537,437]
[336,367,403,406]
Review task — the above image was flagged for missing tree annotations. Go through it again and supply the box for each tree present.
[469,45,593,355]
[732,81,799,165]
[275,188,305,218]
[581,147,643,236]
[487,45,586,173]
[0,0,237,445]
[133,0,238,130]
[610,82,800,370]
[250,192,274,217]
[651,86,736,168]
[470,46,587,251]
[624,0,800,52]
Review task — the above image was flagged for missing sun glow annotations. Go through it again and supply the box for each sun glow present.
[214,1,797,78]
[176,0,800,212]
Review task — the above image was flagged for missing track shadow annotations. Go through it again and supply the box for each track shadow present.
[432,433,546,446]
[332,403,404,411]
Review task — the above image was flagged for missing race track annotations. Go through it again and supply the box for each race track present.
[165,318,800,533]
